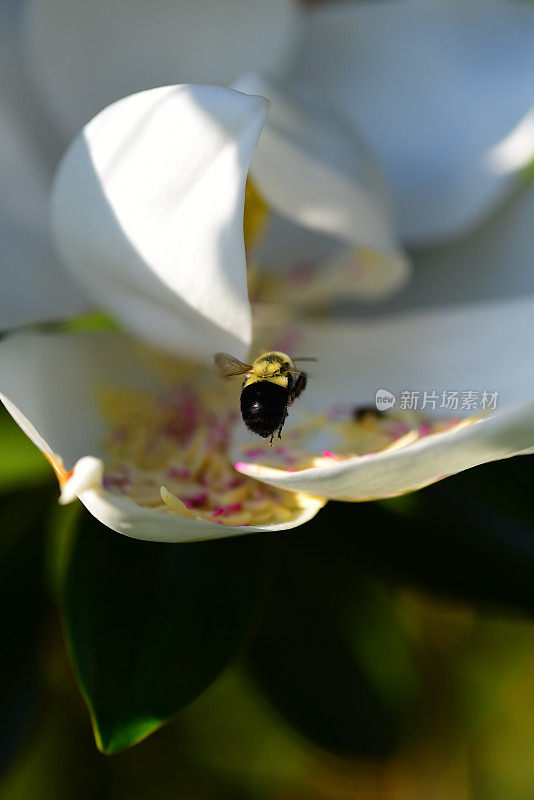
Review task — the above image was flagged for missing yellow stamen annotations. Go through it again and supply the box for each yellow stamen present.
[99,384,320,527]
[160,486,198,519]
[243,178,269,255]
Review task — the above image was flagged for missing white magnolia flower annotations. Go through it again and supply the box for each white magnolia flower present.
[0,84,325,542]
[1,0,408,331]
[7,0,532,329]
[233,0,534,310]
[1,84,534,544]
[17,0,534,249]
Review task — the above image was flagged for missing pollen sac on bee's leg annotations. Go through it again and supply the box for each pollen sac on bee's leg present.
[240,381,289,439]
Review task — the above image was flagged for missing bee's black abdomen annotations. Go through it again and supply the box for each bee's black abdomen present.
[240,381,289,439]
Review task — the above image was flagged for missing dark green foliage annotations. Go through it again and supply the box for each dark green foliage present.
[63,512,268,753]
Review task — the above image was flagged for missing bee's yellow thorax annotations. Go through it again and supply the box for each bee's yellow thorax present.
[243,351,293,389]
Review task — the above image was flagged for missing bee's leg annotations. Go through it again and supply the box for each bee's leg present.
[292,372,307,400]
[277,405,289,440]
[269,433,274,446]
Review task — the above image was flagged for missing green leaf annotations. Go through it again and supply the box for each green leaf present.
[0,408,51,493]
[62,512,267,754]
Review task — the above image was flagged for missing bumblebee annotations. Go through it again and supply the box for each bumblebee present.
[214,351,313,445]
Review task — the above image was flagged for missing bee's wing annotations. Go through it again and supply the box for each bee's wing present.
[214,353,252,380]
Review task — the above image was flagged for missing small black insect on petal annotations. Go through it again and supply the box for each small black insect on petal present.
[352,405,386,422]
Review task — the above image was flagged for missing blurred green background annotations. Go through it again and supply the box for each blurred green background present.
[3,406,534,800]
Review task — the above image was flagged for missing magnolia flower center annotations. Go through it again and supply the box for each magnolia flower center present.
[235,405,471,472]
[100,384,311,527]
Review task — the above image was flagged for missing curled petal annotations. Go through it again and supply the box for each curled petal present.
[237,300,534,499]
[233,73,409,297]
[24,0,301,140]
[233,74,398,250]
[76,486,324,543]
[293,0,534,244]
[0,331,324,542]
[52,85,269,363]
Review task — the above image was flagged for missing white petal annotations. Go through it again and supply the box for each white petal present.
[0,34,88,328]
[76,486,324,543]
[73,489,324,542]
[381,181,534,315]
[254,215,409,306]
[0,330,324,541]
[237,401,534,501]
[52,85,269,363]
[0,332,160,469]
[0,0,24,37]
[232,74,404,257]
[293,0,534,244]
[256,212,344,271]
[266,300,534,412]
[237,299,534,498]
[24,0,301,141]
[254,211,408,302]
